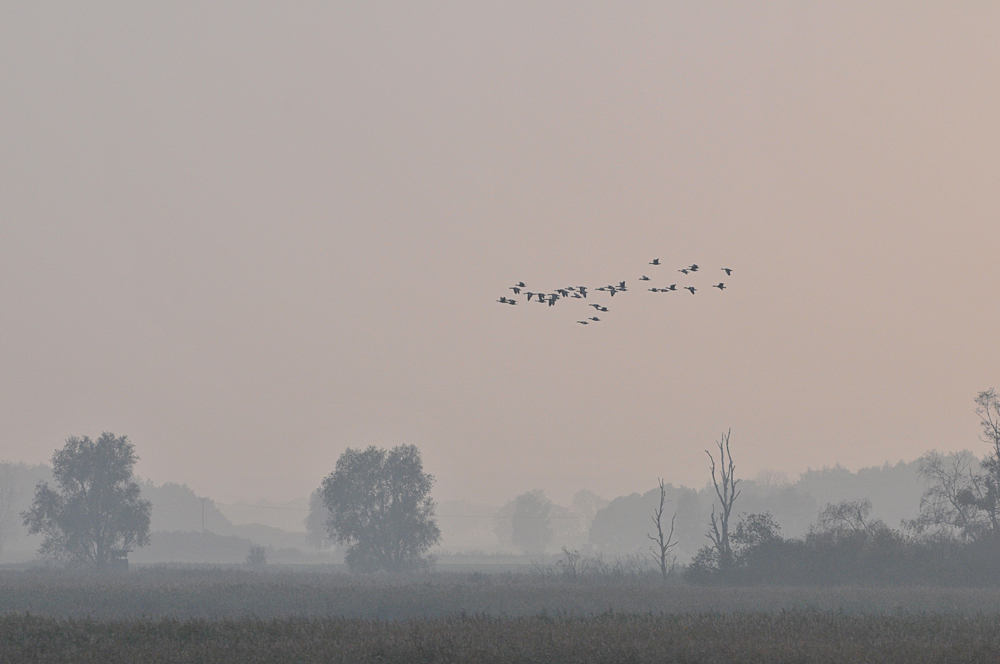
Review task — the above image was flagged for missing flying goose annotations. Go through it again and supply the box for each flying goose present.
[684,286,696,294]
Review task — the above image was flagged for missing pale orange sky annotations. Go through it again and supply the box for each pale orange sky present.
[2,3,999,506]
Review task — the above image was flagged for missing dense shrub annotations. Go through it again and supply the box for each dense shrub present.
[684,513,1000,586]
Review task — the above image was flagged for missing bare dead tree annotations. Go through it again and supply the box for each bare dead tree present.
[646,478,678,582]
[817,498,886,538]
[706,429,740,572]
[914,450,984,539]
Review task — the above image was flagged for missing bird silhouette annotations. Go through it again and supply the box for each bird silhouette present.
[497,258,734,324]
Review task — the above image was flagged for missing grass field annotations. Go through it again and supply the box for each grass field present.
[5,569,1000,662]
[6,612,1000,663]
[3,568,1000,619]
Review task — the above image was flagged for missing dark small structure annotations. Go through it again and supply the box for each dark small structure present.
[108,549,130,572]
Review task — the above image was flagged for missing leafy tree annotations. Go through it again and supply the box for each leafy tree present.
[732,512,782,556]
[320,445,439,572]
[509,490,553,555]
[686,512,782,583]
[22,433,151,570]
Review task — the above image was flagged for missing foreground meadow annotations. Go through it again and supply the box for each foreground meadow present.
[5,612,1000,663]
[5,569,1000,662]
[4,568,1000,619]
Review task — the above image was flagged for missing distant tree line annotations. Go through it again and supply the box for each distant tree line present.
[12,388,1000,581]
[684,389,1000,585]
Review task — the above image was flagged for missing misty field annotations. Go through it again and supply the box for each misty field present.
[6,568,1000,619]
[5,570,1000,662]
[7,612,1000,664]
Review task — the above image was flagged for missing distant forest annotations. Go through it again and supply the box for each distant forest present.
[438,455,930,561]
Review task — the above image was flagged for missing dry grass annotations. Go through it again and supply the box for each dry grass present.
[2,568,1000,619]
[5,570,1000,662]
[4,612,1000,663]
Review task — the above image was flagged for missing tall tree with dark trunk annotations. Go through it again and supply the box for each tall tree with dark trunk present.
[22,433,151,570]
[321,445,440,572]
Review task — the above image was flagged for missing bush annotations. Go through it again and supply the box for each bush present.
[245,546,267,568]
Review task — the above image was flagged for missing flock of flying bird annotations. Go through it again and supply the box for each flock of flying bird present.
[496,260,733,325]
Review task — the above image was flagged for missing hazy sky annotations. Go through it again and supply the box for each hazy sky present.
[3,3,999,506]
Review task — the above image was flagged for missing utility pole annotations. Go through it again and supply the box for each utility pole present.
[201,497,206,534]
